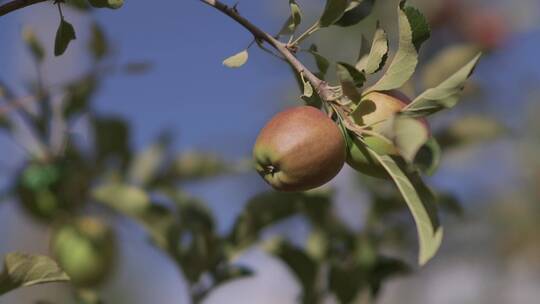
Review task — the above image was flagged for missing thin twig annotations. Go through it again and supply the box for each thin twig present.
[198,0,335,101]
[0,95,37,118]
[0,0,47,17]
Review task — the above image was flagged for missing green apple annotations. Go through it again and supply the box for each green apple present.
[16,159,91,221]
[347,91,429,178]
[51,217,116,287]
[253,106,346,192]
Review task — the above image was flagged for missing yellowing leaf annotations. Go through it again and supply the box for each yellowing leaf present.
[278,1,303,36]
[0,252,70,296]
[303,80,313,98]
[223,50,249,68]
[360,24,389,74]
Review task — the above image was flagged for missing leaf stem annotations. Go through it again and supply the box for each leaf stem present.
[290,22,320,46]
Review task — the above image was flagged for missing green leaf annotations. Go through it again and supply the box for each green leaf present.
[230,191,332,248]
[128,137,168,186]
[318,0,349,28]
[174,152,228,181]
[223,50,249,68]
[436,115,504,149]
[92,183,150,216]
[266,240,319,303]
[308,44,330,78]
[89,23,108,60]
[0,252,70,296]
[0,116,11,131]
[393,116,429,163]
[357,24,388,74]
[23,27,45,63]
[421,44,480,89]
[66,0,91,11]
[279,1,302,36]
[368,1,430,92]
[337,62,365,102]
[368,256,410,295]
[354,35,371,71]
[93,117,131,169]
[54,19,76,57]
[414,137,441,176]
[302,79,314,98]
[403,54,481,117]
[63,76,97,117]
[88,0,123,9]
[335,0,377,27]
[370,152,443,265]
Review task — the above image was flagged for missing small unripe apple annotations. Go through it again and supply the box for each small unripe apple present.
[51,217,116,287]
[347,91,429,178]
[253,106,346,192]
[16,158,91,221]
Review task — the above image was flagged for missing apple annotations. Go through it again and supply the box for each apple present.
[253,106,346,191]
[346,91,429,178]
[51,217,116,287]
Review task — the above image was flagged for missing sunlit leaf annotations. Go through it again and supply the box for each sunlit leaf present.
[403,54,481,117]
[319,0,349,28]
[355,35,371,71]
[370,152,443,265]
[279,1,302,35]
[174,152,228,181]
[393,116,429,163]
[357,24,388,74]
[0,252,70,296]
[223,50,249,68]
[54,19,76,57]
[368,1,430,92]
[92,183,149,216]
[303,79,314,98]
[128,136,169,186]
